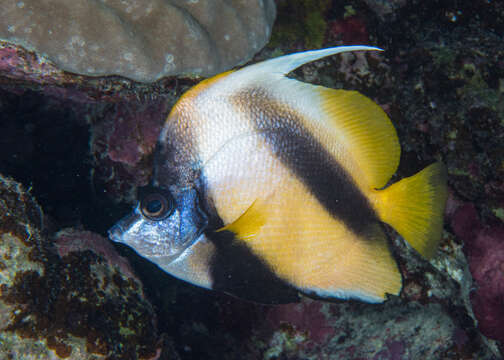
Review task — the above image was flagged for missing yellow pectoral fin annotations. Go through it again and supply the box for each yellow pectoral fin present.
[216,198,268,240]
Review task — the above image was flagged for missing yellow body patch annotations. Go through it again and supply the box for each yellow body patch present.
[220,175,402,301]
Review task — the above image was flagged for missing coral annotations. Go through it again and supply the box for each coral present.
[0,40,191,102]
[0,0,276,82]
[0,175,170,359]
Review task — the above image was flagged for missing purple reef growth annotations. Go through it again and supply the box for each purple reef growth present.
[451,202,504,344]
[90,96,173,203]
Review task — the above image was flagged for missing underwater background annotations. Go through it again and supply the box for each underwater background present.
[0,0,503,359]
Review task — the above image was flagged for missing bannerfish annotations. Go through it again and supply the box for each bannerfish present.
[109,46,447,304]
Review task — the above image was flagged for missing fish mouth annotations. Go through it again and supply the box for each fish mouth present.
[108,223,125,243]
[108,207,144,244]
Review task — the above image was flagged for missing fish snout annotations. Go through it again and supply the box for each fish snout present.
[108,223,125,243]
[108,207,144,245]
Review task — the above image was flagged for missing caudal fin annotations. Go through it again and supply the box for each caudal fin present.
[372,162,448,259]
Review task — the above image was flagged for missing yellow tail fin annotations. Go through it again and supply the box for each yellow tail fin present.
[372,162,448,259]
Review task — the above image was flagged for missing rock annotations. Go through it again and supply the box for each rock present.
[0,175,171,359]
[90,96,174,204]
[363,0,409,20]
[451,202,504,345]
[263,298,460,359]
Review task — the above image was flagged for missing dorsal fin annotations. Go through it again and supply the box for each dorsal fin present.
[317,88,400,189]
[242,46,382,76]
[185,46,383,97]
[227,46,397,190]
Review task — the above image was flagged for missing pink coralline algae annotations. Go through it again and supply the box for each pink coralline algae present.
[451,202,504,344]
[55,228,138,281]
[267,300,335,345]
[104,100,167,165]
[0,42,62,83]
[372,340,406,360]
[0,40,187,103]
[329,16,369,44]
[90,96,173,202]
[0,41,108,102]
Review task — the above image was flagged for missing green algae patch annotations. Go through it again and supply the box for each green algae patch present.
[269,0,332,49]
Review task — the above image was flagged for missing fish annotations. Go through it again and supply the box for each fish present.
[108,46,448,304]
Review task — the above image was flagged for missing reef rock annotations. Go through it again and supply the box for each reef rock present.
[90,95,174,204]
[1,0,276,83]
[451,202,504,345]
[0,175,169,359]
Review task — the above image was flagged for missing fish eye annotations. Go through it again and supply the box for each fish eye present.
[140,190,173,221]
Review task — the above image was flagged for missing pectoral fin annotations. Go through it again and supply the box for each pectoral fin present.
[216,198,268,240]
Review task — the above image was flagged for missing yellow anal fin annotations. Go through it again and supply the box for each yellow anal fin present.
[372,162,448,259]
[318,88,400,189]
[299,224,402,303]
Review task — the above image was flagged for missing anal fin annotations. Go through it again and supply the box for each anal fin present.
[298,224,402,303]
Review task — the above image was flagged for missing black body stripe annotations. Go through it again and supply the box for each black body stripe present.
[195,176,299,304]
[236,88,378,235]
[206,227,300,304]
[153,113,198,189]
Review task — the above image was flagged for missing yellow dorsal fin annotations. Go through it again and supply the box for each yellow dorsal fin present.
[318,88,401,189]
[371,162,448,259]
[216,199,266,240]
